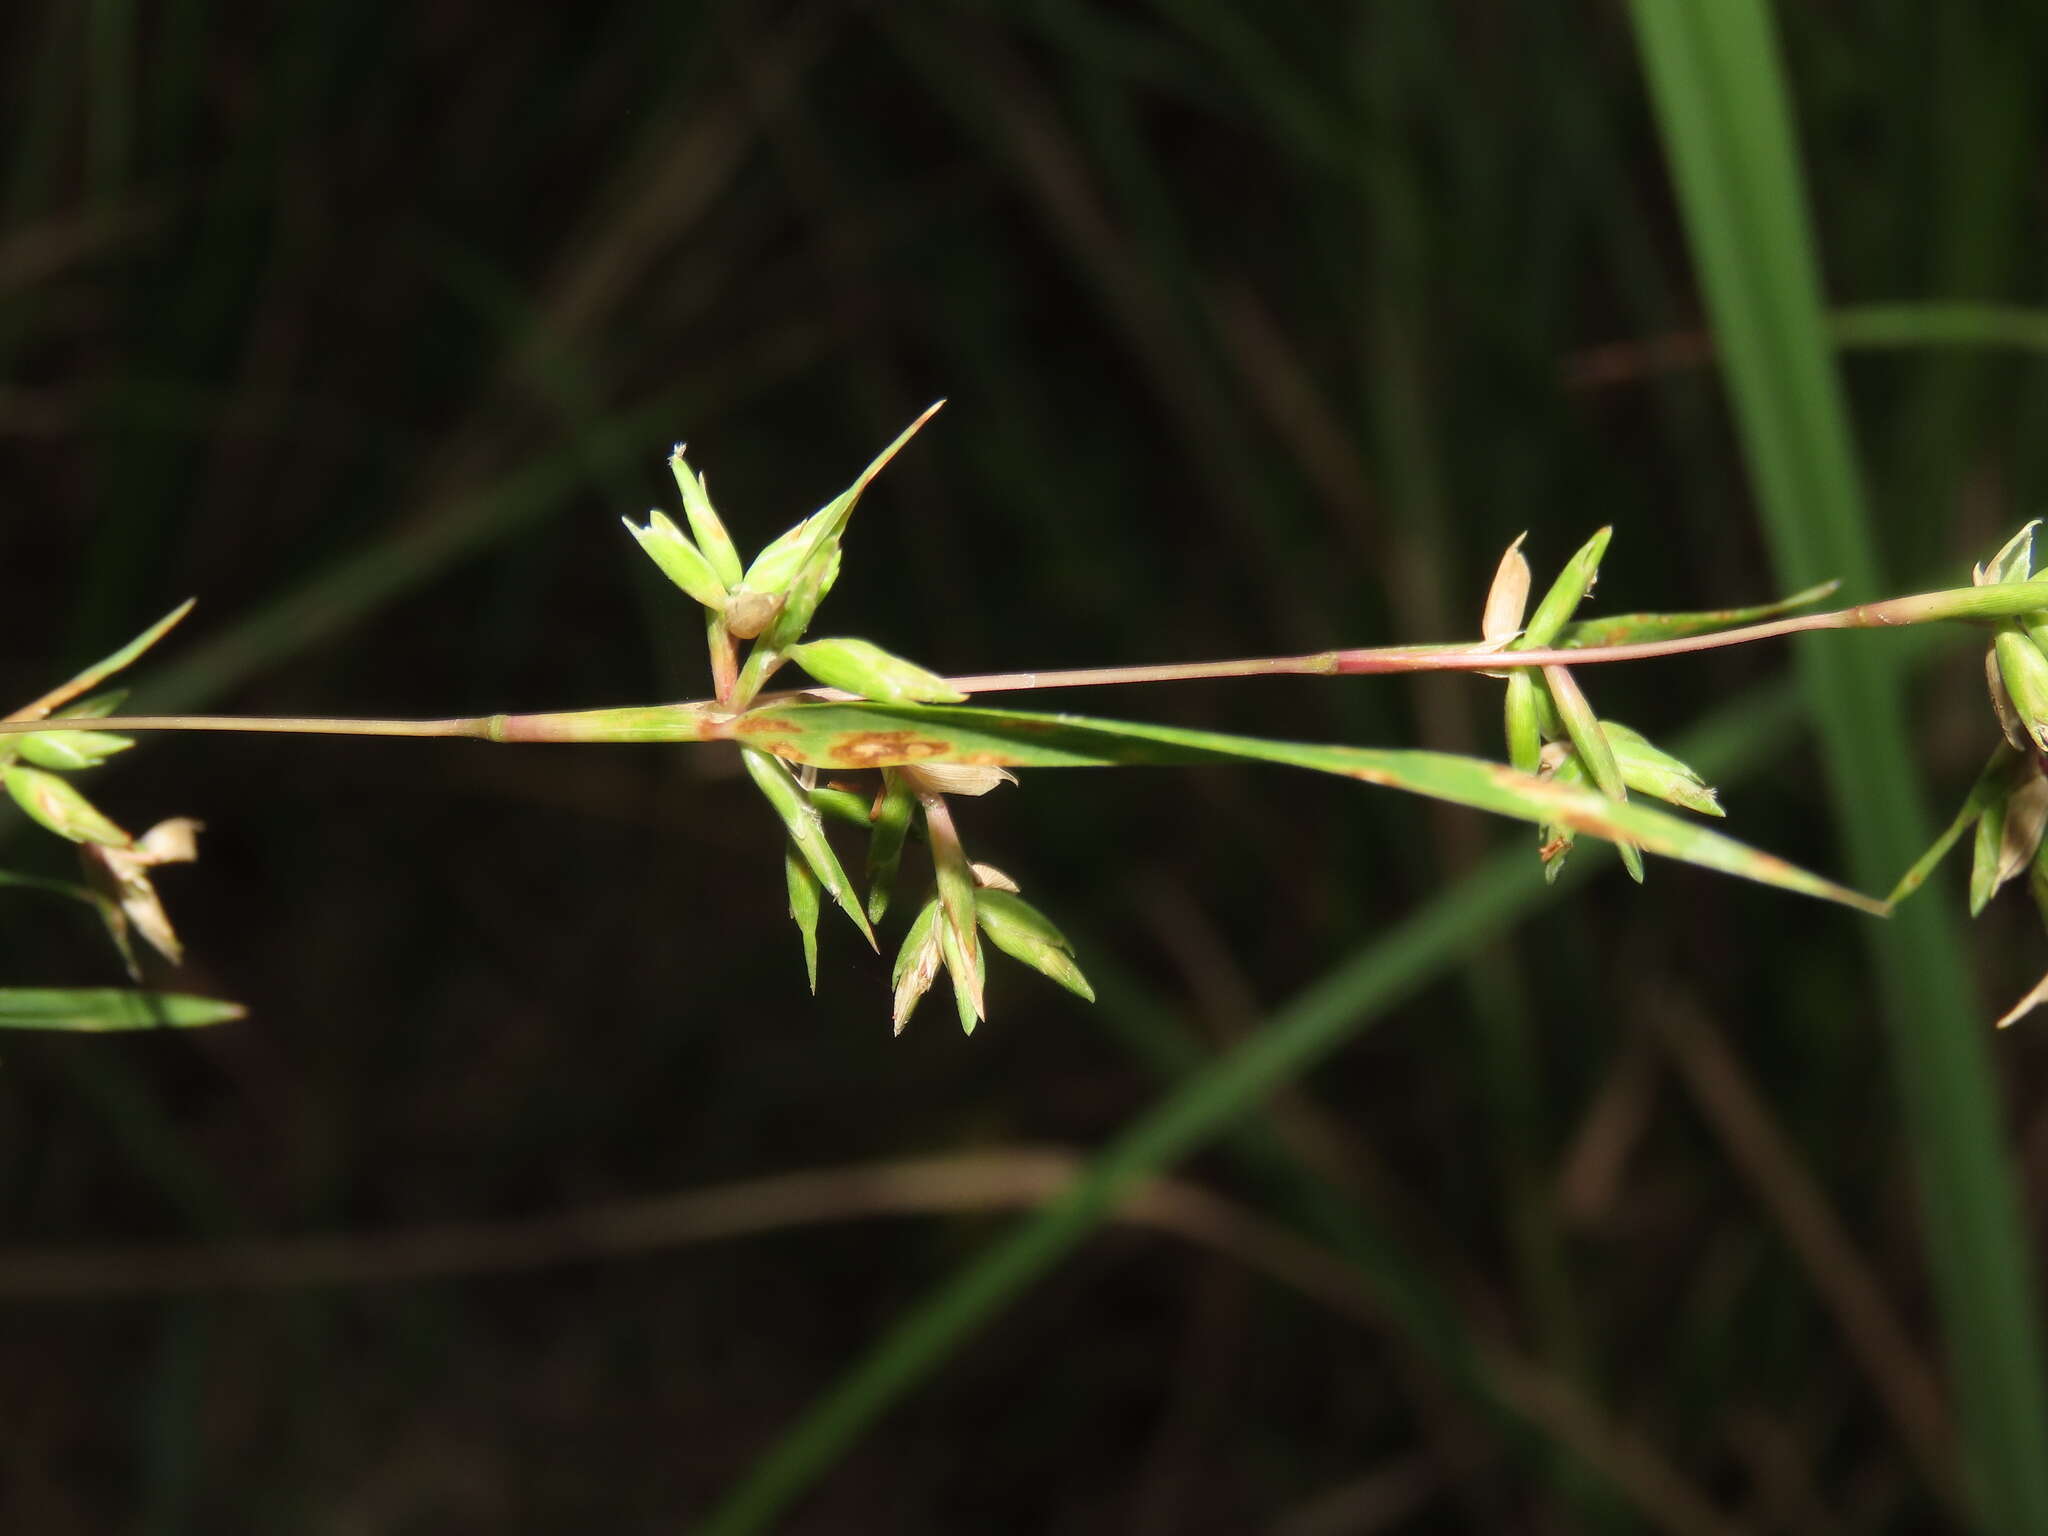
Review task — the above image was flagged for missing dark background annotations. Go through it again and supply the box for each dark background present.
[3,3,2046,1531]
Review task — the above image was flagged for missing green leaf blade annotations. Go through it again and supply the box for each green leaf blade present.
[0,988,243,1031]
[737,701,1883,914]
[1557,579,1840,647]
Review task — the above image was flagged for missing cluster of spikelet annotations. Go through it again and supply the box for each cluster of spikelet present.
[623,406,1091,1035]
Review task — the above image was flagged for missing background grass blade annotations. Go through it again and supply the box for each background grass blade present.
[1628,3,2048,1528]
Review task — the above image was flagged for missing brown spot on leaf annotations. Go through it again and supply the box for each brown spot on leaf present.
[826,731,953,767]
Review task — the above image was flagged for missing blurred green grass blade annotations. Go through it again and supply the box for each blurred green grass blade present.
[137,400,690,713]
[744,701,1881,912]
[1628,4,2048,1528]
[1835,302,2048,357]
[697,861,1547,1536]
[0,988,243,1030]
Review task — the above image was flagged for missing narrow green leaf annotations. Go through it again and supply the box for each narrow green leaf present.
[1890,746,2025,907]
[739,747,875,949]
[1543,667,1643,883]
[789,638,965,704]
[0,988,243,1030]
[692,683,1823,1535]
[742,405,941,600]
[732,402,944,691]
[795,404,942,572]
[669,448,745,589]
[624,511,727,611]
[784,838,821,994]
[4,765,130,846]
[865,770,916,923]
[1557,579,1839,647]
[735,700,1884,914]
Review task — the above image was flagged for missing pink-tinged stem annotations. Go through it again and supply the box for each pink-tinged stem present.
[707,617,739,707]
[848,589,1998,698]
[0,583,2027,743]
[0,714,500,739]
[789,610,1854,700]
[1334,610,1855,674]
[0,704,733,745]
